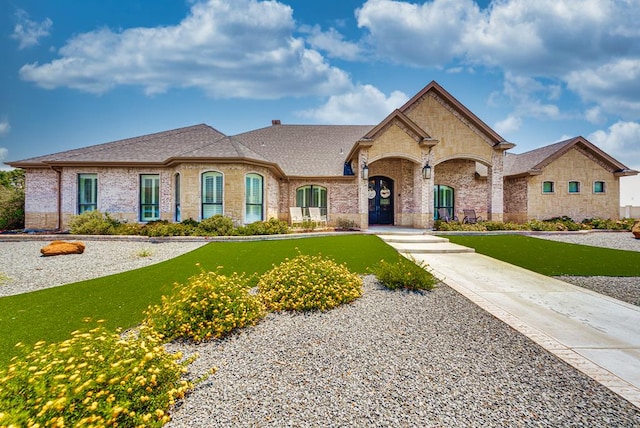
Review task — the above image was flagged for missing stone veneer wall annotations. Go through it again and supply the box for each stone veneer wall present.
[503,177,528,223]
[526,148,620,222]
[435,159,489,220]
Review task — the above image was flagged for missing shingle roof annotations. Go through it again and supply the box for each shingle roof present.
[232,124,374,176]
[8,123,374,177]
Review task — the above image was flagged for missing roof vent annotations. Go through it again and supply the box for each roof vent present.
[271,119,281,126]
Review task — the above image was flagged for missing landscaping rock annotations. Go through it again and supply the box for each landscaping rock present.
[40,240,86,257]
[633,220,640,239]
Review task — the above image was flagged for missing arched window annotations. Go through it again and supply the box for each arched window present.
[296,185,327,217]
[245,173,263,223]
[434,185,455,220]
[202,171,223,219]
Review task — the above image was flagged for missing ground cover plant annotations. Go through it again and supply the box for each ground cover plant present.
[258,254,363,311]
[371,256,438,291]
[444,234,640,276]
[0,235,399,366]
[145,270,266,342]
[0,323,198,427]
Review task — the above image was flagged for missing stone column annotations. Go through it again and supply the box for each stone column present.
[418,149,434,229]
[358,150,369,229]
[489,149,505,222]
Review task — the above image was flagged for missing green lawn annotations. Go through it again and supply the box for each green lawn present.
[444,234,640,276]
[0,235,398,365]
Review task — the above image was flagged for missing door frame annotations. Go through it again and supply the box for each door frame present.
[368,176,394,225]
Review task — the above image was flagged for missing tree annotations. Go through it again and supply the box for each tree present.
[0,169,25,230]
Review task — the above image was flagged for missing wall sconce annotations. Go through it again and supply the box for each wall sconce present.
[422,162,431,179]
[362,162,369,180]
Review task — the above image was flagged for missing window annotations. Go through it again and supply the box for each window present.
[202,171,223,219]
[140,174,160,221]
[78,173,98,213]
[542,181,554,194]
[434,185,455,220]
[296,185,327,217]
[568,181,580,193]
[593,181,605,194]
[174,173,181,222]
[245,173,263,223]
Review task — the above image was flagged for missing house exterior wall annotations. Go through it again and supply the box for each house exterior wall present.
[504,177,528,223]
[368,124,422,163]
[24,168,60,230]
[526,148,620,222]
[435,159,489,220]
[281,178,359,226]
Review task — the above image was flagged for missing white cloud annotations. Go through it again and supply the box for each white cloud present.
[0,118,10,136]
[356,0,481,66]
[494,115,522,135]
[300,25,362,61]
[500,74,565,121]
[0,148,7,162]
[11,9,52,49]
[19,0,351,98]
[588,121,640,169]
[297,84,408,124]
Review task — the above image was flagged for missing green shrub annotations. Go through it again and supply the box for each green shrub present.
[68,210,121,234]
[583,217,636,230]
[141,220,198,237]
[335,217,357,230]
[0,186,24,230]
[258,254,363,312]
[144,269,266,342]
[433,220,486,231]
[198,215,236,236]
[113,222,144,235]
[0,323,197,427]
[180,218,200,227]
[237,218,290,235]
[371,256,438,291]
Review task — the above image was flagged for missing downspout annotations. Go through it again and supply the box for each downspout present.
[51,166,63,230]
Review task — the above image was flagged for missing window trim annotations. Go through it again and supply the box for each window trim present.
[568,180,581,194]
[593,180,605,194]
[174,173,181,222]
[201,171,224,219]
[77,173,98,214]
[542,181,555,194]
[139,174,160,222]
[295,184,328,218]
[245,173,264,224]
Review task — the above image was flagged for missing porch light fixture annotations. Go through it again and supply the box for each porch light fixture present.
[362,162,369,180]
[422,162,432,179]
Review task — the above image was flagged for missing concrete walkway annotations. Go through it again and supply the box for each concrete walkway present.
[375,230,640,409]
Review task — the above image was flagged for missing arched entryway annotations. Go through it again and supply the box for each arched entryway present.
[368,176,394,224]
[434,184,455,220]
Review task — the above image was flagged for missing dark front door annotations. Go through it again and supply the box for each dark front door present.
[368,176,394,225]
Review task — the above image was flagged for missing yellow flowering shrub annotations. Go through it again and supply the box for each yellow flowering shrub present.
[0,323,197,427]
[370,255,438,291]
[258,254,363,312]
[144,269,266,342]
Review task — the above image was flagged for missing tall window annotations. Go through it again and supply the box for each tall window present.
[593,181,605,194]
[174,173,181,222]
[568,181,581,194]
[542,181,555,194]
[140,174,160,221]
[78,173,97,213]
[434,185,454,220]
[245,173,263,223]
[202,171,223,219]
[296,185,327,216]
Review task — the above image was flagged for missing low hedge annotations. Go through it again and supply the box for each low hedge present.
[434,216,636,232]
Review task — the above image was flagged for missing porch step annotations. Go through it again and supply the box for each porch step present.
[376,234,475,254]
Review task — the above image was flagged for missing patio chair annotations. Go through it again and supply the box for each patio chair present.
[462,209,483,224]
[289,207,308,227]
[437,207,457,222]
[308,207,327,227]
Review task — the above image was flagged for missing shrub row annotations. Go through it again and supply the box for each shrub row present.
[5,253,438,426]
[434,216,636,232]
[68,211,290,236]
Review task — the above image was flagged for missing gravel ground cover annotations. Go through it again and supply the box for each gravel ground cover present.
[0,240,207,297]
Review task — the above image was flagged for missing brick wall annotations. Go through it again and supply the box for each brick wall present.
[435,159,489,220]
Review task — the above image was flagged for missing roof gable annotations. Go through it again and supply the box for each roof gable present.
[504,136,637,177]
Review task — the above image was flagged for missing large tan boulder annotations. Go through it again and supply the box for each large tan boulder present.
[632,221,640,239]
[41,240,86,257]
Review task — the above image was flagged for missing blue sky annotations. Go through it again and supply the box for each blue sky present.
[1,0,640,200]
